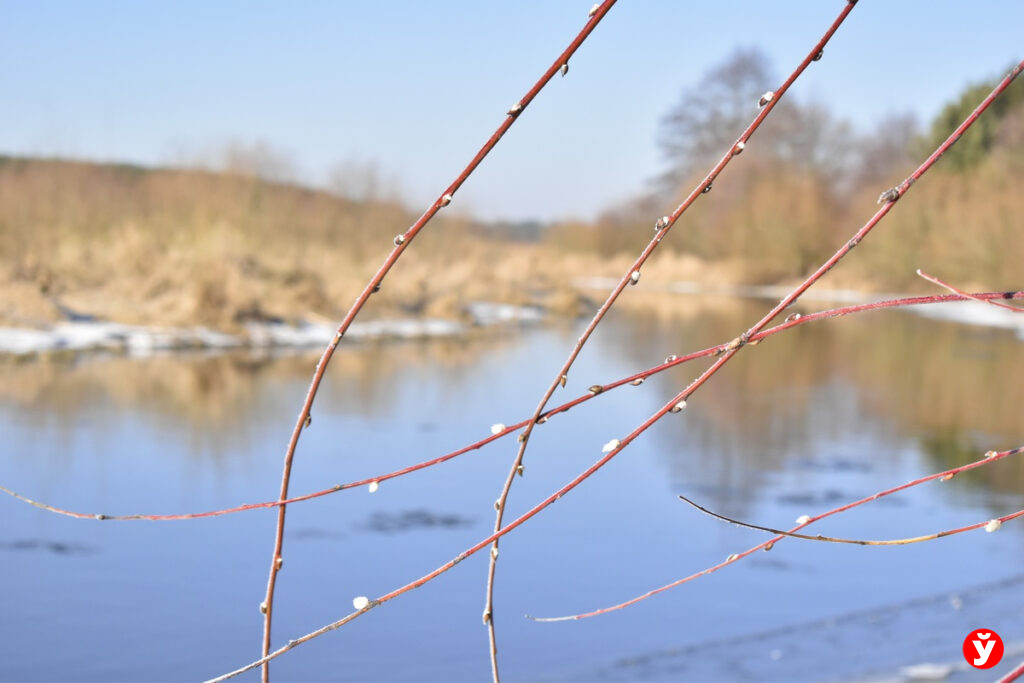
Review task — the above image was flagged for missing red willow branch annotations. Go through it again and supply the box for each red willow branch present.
[207,57,1024,682]
[256,2,620,679]
[918,269,1024,312]
[529,446,1024,622]
[998,659,1024,683]
[678,494,1022,545]
[5,291,1023,523]
[483,3,861,676]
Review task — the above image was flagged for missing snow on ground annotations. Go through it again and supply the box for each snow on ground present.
[574,279,1024,340]
[0,301,543,357]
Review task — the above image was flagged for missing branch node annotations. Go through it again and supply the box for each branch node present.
[654,215,670,231]
[664,354,678,363]
[560,63,569,77]
[602,439,620,453]
[758,91,775,108]
[630,377,645,386]
[507,103,523,116]
[670,400,687,414]
[368,481,380,493]
[588,384,604,395]
[813,49,824,61]
[588,3,600,17]
[985,519,1002,533]
[629,270,640,285]
[439,193,452,207]
[733,141,746,155]
[393,234,406,246]
[876,187,900,204]
[490,423,506,435]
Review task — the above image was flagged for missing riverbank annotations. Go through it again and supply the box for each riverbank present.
[2,281,1020,360]
[0,301,543,358]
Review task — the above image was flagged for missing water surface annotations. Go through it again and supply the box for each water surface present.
[1,302,1022,681]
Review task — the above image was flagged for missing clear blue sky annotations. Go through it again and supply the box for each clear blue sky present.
[1,1,1021,221]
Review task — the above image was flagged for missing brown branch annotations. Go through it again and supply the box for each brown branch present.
[678,494,1023,546]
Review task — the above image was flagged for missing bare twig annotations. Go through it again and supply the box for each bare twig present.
[678,494,1022,545]
[208,61,1023,681]
[998,659,1024,683]
[482,4,861,677]
[256,3,620,679]
[917,269,1024,312]
[529,445,1023,622]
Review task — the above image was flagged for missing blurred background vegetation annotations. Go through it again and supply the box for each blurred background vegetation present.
[1,50,1020,331]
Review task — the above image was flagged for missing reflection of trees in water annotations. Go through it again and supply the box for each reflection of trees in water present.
[601,301,1024,507]
[0,328,521,458]
[2,307,1020,492]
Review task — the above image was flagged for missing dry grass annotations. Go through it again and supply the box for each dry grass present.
[1,147,1018,333]
[0,158,594,329]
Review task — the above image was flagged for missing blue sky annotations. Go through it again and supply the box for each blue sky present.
[1,1,1021,221]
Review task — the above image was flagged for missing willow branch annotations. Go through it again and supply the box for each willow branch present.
[208,58,1024,672]
[481,4,862,677]
[256,3,620,679]
[678,494,1022,545]
[918,269,1024,312]
[997,659,1024,683]
[528,445,1023,622]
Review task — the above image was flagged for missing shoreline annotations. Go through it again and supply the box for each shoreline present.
[575,278,1024,338]
[2,284,1021,360]
[0,301,544,358]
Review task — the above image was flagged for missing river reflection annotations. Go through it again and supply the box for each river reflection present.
[0,303,1022,682]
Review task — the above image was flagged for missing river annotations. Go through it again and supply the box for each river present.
[1,300,1022,681]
